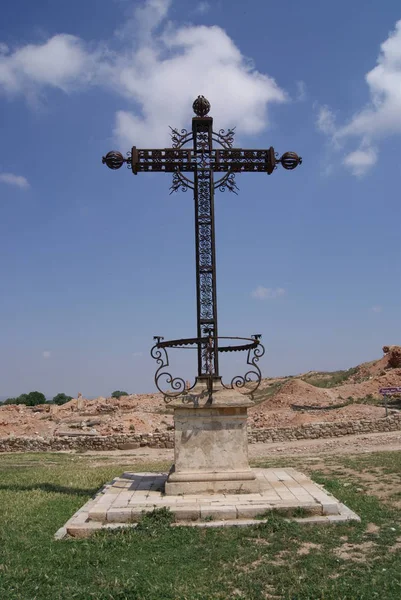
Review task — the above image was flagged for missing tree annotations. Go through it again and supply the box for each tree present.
[24,391,46,406]
[111,390,129,398]
[52,393,73,405]
[2,392,46,406]
[3,398,18,405]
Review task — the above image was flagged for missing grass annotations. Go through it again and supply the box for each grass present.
[301,367,359,388]
[252,380,289,404]
[352,394,401,410]
[0,451,400,599]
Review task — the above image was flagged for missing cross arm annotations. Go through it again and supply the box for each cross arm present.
[102,147,195,174]
[213,148,301,174]
[102,147,302,175]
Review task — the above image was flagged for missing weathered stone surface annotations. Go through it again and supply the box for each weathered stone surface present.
[57,468,360,538]
[165,381,257,495]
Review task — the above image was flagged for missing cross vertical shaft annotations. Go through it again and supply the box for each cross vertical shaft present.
[193,115,219,379]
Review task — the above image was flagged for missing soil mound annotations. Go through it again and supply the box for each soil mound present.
[338,369,401,399]
[1,350,400,438]
[264,379,337,409]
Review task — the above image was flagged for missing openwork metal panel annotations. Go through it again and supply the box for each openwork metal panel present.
[193,116,219,377]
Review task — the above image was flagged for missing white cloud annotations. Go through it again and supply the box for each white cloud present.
[0,34,102,97]
[0,0,287,146]
[251,286,286,300]
[116,0,171,42]
[42,351,51,359]
[195,1,211,14]
[317,19,401,176]
[0,172,30,189]
[371,305,382,313]
[296,80,307,102]
[343,146,377,177]
[337,20,401,140]
[316,105,336,135]
[113,17,286,146]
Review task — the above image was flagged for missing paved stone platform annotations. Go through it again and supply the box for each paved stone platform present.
[56,468,360,539]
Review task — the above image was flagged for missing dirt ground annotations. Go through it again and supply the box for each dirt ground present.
[81,429,401,464]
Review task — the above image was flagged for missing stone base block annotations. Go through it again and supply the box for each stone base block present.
[166,382,256,496]
[165,476,261,495]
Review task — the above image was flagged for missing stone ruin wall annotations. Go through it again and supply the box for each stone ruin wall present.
[0,414,400,453]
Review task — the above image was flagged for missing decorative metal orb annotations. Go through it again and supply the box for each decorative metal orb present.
[193,95,211,117]
[102,151,125,170]
[280,151,302,170]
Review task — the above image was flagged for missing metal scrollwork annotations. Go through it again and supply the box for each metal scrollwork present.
[213,128,236,149]
[169,127,193,149]
[151,335,265,401]
[221,337,265,399]
[125,150,132,170]
[170,169,194,194]
[150,340,189,402]
[214,171,239,194]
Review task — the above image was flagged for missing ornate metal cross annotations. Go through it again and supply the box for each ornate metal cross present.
[103,95,301,398]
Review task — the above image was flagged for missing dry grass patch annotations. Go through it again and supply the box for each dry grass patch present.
[334,541,375,563]
[366,522,380,534]
[297,542,322,556]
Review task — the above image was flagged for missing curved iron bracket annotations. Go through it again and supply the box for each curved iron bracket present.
[150,338,196,403]
[150,335,265,401]
[220,336,265,398]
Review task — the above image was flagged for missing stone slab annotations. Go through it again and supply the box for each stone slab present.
[165,477,261,495]
[56,468,360,538]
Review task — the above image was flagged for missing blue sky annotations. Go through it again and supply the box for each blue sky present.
[0,0,400,398]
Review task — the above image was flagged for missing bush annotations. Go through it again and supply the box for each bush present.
[24,392,46,406]
[111,390,129,398]
[2,392,46,406]
[3,398,19,405]
[52,393,73,406]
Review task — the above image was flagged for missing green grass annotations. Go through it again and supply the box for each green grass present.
[0,452,401,599]
[301,367,359,388]
[252,380,289,404]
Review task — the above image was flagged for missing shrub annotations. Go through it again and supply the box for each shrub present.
[3,398,19,405]
[52,393,73,405]
[24,392,46,406]
[3,392,46,406]
[111,390,129,398]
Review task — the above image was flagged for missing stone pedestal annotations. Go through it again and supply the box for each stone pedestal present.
[165,379,259,495]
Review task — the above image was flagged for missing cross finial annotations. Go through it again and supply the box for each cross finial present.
[193,95,211,117]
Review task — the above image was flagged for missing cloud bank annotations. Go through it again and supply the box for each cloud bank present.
[0,0,287,146]
[317,20,401,176]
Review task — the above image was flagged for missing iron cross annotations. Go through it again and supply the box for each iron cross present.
[102,95,301,388]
